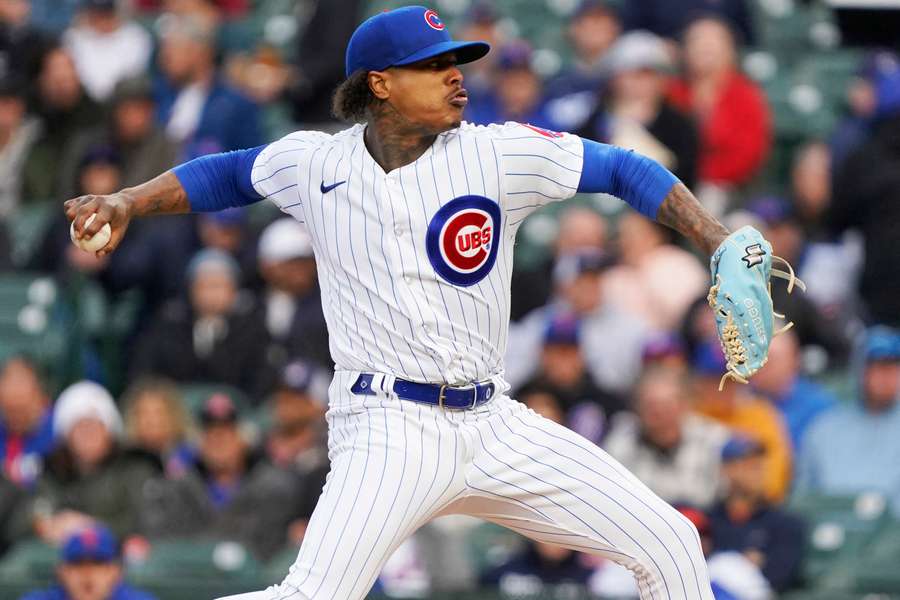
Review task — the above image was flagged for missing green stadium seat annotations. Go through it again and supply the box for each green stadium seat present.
[790,492,891,591]
[8,203,54,268]
[0,539,59,582]
[127,539,261,599]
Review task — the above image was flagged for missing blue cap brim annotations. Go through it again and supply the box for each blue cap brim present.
[392,40,490,69]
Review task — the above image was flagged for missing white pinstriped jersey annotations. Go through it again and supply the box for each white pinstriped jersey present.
[251,121,584,385]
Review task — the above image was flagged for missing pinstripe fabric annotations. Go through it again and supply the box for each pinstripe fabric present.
[250,122,583,386]
[227,121,714,600]
[262,378,713,600]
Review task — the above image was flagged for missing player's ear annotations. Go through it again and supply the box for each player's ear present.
[368,70,390,100]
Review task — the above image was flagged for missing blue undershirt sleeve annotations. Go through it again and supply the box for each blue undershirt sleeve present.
[576,137,679,220]
[172,145,267,212]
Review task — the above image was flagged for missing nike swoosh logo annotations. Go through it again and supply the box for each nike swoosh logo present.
[320,180,346,194]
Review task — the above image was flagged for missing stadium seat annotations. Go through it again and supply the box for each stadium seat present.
[790,492,891,591]
[127,539,262,600]
[0,539,58,582]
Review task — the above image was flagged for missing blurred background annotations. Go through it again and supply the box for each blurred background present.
[1,0,899,598]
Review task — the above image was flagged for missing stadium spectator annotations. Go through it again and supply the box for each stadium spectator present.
[480,539,594,596]
[155,14,261,159]
[545,0,621,100]
[604,366,729,509]
[518,386,566,425]
[23,44,104,202]
[122,377,196,478]
[621,0,754,45]
[830,81,900,327]
[287,0,363,124]
[141,392,305,559]
[687,318,792,503]
[257,219,330,381]
[0,474,25,557]
[0,0,47,83]
[746,196,852,365]
[18,524,157,600]
[456,3,506,103]
[134,0,249,20]
[516,314,626,442]
[709,436,805,592]
[796,327,900,512]
[131,248,269,396]
[603,212,707,333]
[196,208,258,288]
[751,330,837,449]
[0,355,53,489]
[265,360,328,545]
[830,50,900,170]
[62,0,152,103]
[0,73,41,218]
[577,30,699,188]
[510,205,608,322]
[667,17,771,212]
[58,76,179,200]
[466,41,558,131]
[790,141,832,240]
[507,250,649,394]
[30,381,161,542]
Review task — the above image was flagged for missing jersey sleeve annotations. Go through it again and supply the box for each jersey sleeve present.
[491,122,584,220]
[250,130,331,217]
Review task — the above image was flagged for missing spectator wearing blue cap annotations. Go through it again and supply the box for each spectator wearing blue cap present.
[19,524,156,600]
[796,327,900,513]
[130,248,270,396]
[516,313,627,443]
[465,40,560,131]
[708,436,805,593]
[507,250,649,395]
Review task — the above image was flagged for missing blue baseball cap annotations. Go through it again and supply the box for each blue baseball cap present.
[345,6,490,77]
[864,326,900,362]
[721,436,765,463]
[61,525,119,563]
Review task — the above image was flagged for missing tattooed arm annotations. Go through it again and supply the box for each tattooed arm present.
[64,171,190,257]
[64,146,266,257]
[656,182,730,257]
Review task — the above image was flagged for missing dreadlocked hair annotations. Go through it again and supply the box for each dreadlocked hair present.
[331,70,377,123]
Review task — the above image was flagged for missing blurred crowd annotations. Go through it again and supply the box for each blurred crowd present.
[1,0,900,598]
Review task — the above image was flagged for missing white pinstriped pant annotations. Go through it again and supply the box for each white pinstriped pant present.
[271,371,713,600]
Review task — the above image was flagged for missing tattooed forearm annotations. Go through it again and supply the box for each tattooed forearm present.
[657,182,730,256]
[123,171,191,217]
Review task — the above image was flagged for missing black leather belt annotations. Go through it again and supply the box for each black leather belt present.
[351,373,496,410]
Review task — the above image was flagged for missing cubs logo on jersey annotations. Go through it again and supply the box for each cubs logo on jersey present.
[426,195,501,286]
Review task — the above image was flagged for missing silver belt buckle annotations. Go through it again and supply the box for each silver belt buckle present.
[438,383,481,410]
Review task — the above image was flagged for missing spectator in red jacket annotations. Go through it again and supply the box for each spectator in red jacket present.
[667,16,771,211]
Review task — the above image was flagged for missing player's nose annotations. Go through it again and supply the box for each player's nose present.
[447,65,463,87]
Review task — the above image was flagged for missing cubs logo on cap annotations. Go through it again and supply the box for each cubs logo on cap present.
[423,9,445,30]
[426,195,501,286]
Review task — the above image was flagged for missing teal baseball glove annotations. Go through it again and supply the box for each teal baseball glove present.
[707,226,806,390]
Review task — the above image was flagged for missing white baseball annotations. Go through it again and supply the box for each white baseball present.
[70,213,112,253]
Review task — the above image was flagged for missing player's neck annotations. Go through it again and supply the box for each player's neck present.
[364,105,438,173]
